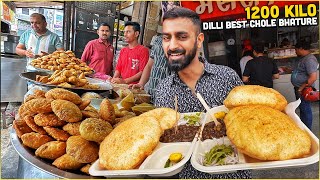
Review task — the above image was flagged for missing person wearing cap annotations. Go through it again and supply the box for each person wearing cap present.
[130,25,170,102]
[240,45,254,76]
[242,40,279,88]
[291,39,319,129]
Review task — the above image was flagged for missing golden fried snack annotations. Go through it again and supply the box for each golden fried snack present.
[45,88,82,105]
[62,122,81,136]
[23,98,53,114]
[18,104,36,119]
[51,100,82,122]
[80,164,91,175]
[52,154,84,170]
[114,113,136,127]
[78,99,91,110]
[99,98,116,125]
[99,116,162,170]
[224,105,312,160]
[34,113,67,127]
[57,82,72,88]
[13,119,33,138]
[21,132,53,149]
[66,136,99,163]
[79,118,113,143]
[24,116,47,135]
[24,89,46,103]
[223,85,288,111]
[140,108,179,131]
[43,127,70,141]
[35,141,66,160]
[81,92,102,99]
[81,110,100,118]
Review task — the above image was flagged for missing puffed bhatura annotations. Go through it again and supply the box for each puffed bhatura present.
[24,116,47,135]
[99,98,116,125]
[23,98,53,113]
[66,136,99,163]
[79,118,113,143]
[99,116,162,170]
[21,132,53,149]
[62,122,81,136]
[35,141,66,160]
[140,108,179,130]
[51,100,82,122]
[45,88,82,105]
[13,120,33,138]
[52,154,84,170]
[43,127,70,141]
[224,105,312,160]
[223,85,288,111]
[34,113,67,127]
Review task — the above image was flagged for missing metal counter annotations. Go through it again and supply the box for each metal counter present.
[1,56,28,102]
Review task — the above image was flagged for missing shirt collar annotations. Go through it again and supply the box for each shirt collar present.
[31,28,50,37]
[98,38,111,46]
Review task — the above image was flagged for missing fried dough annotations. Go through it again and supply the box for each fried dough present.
[18,104,36,119]
[34,113,67,127]
[45,88,82,105]
[21,132,53,149]
[66,136,99,163]
[63,122,81,136]
[13,119,33,138]
[24,89,46,103]
[52,154,84,170]
[224,105,312,160]
[43,127,70,141]
[78,99,91,110]
[24,116,47,135]
[223,85,288,111]
[80,164,91,175]
[99,98,116,125]
[51,100,82,122]
[99,116,162,170]
[35,141,66,160]
[79,118,113,143]
[23,98,53,113]
[140,108,179,130]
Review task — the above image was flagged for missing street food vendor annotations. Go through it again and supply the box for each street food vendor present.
[111,21,149,84]
[15,13,64,72]
[81,22,114,77]
[154,7,251,178]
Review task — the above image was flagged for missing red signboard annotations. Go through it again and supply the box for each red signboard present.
[181,1,318,21]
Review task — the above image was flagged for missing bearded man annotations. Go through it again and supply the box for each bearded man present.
[154,7,251,179]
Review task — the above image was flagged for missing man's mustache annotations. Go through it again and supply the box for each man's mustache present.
[167,49,185,55]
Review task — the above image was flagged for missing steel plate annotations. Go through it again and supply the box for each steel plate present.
[9,127,101,179]
[19,71,112,95]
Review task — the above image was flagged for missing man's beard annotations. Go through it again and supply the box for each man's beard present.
[167,41,198,72]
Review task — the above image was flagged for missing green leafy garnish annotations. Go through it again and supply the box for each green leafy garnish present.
[184,113,201,125]
[164,158,171,168]
[204,144,234,166]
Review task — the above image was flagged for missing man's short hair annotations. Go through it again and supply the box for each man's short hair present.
[162,7,201,34]
[124,21,141,33]
[252,40,265,53]
[98,22,111,30]
[30,13,46,23]
[295,39,311,50]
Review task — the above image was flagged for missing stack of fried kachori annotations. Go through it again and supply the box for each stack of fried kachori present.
[223,85,312,161]
[13,88,112,174]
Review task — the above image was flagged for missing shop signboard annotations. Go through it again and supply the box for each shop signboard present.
[181,1,317,21]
